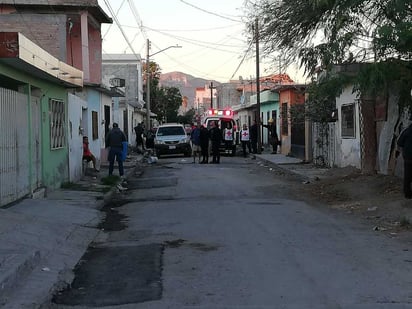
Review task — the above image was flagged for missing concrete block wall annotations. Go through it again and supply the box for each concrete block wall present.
[0,14,67,61]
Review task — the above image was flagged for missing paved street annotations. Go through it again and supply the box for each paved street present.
[0,153,411,308]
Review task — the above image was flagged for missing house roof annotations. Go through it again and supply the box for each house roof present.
[2,0,112,24]
[271,84,307,93]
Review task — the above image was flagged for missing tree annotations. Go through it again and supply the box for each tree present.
[246,0,412,173]
[143,61,183,123]
[154,86,182,123]
[177,108,196,125]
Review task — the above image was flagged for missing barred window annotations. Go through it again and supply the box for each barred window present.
[341,103,355,138]
[49,99,66,149]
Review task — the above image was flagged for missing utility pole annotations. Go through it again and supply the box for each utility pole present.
[209,82,216,109]
[145,41,181,130]
[146,39,151,131]
[255,18,262,154]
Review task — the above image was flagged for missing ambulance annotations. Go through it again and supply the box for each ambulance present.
[201,108,238,156]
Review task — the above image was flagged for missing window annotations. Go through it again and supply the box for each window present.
[281,103,288,135]
[157,126,185,136]
[49,99,66,149]
[341,103,355,138]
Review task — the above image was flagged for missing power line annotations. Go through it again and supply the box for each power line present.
[230,41,254,80]
[103,0,139,58]
[179,0,243,23]
[102,0,127,40]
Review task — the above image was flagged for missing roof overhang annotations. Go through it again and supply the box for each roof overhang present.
[0,32,83,88]
[2,1,112,24]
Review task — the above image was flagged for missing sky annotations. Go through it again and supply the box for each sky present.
[98,0,306,83]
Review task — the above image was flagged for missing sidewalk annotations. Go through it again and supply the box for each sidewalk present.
[0,153,142,309]
[254,150,330,181]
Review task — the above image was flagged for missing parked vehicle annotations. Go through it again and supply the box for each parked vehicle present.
[154,123,192,158]
[201,108,238,156]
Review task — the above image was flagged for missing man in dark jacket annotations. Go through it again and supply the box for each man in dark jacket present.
[199,124,209,164]
[209,121,222,164]
[263,119,279,154]
[250,120,258,154]
[134,122,145,153]
[106,123,127,178]
[397,122,412,198]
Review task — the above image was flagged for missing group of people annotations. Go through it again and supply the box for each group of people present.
[189,118,281,163]
[190,121,222,164]
[239,119,280,157]
[82,122,127,179]
[82,118,280,178]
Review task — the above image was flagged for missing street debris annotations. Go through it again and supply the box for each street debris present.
[116,184,127,192]
[373,226,388,231]
[367,206,378,212]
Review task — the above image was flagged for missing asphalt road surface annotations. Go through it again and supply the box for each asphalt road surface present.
[50,155,412,309]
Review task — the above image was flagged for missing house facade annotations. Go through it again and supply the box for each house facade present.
[0,32,83,206]
[0,0,114,183]
[275,84,306,159]
[101,53,146,145]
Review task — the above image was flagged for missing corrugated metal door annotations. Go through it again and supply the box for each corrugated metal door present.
[0,88,30,206]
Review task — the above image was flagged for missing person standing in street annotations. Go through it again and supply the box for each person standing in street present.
[134,122,145,154]
[240,124,252,157]
[250,120,258,154]
[209,121,222,164]
[397,121,412,199]
[199,124,209,164]
[223,122,233,155]
[263,118,280,154]
[106,123,127,178]
[190,123,201,163]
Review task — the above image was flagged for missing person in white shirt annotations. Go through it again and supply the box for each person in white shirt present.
[240,123,252,157]
[223,123,233,154]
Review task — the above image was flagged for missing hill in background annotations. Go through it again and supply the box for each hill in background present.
[160,72,220,109]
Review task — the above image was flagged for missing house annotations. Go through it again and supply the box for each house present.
[310,63,405,176]
[101,53,146,145]
[0,0,113,182]
[0,32,83,206]
[272,84,307,159]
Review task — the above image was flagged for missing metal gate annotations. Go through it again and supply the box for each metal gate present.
[0,88,32,206]
[291,119,305,159]
[312,122,336,167]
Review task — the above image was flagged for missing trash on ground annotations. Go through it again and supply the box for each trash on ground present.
[367,206,378,211]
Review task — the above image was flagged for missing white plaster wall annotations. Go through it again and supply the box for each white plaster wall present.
[335,86,361,169]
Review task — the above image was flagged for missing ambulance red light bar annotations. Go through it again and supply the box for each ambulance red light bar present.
[207,109,233,117]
